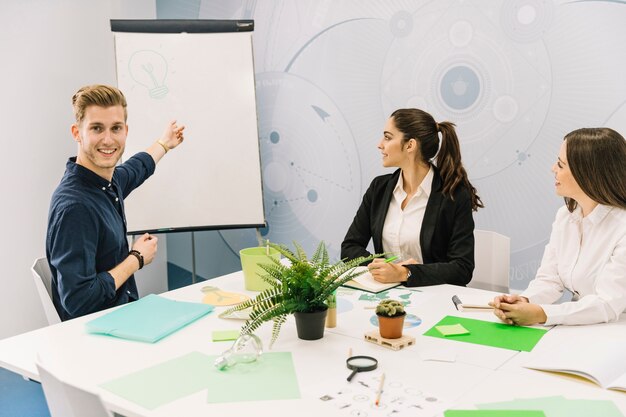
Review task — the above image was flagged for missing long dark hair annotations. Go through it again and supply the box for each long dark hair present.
[390,108,483,211]
[564,127,626,212]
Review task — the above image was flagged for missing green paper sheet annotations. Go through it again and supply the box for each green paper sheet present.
[478,396,624,417]
[436,323,470,336]
[445,411,545,417]
[100,351,300,410]
[423,316,547,352]
[212,330,240,341]
[100,352,213,409]
[85,294,214,343]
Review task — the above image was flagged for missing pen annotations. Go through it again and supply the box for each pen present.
[452,295,462,311]
[385,255,399,263]
[375,373,385,406]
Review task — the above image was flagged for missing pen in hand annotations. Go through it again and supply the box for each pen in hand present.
[384,255,399,263]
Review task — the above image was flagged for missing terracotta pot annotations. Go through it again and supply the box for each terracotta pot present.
[377,313,405,339]
[294,307,328,340]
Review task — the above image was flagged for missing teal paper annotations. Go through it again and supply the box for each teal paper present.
[424,316,547,352]
[85,294,213,343]
[100,351,300,409]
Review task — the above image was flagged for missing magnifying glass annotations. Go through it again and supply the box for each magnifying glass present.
[346,355,378,381]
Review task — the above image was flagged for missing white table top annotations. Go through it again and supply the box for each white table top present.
[1,270,625,416]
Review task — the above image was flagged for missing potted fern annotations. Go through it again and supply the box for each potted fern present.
[376,299,406,339]
[224,241,376,347]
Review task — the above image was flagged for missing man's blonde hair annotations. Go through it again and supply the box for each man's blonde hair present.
[72,85,127,125]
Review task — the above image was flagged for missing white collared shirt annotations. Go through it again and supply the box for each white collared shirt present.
[381,167,434,263]
[522,204,626,325]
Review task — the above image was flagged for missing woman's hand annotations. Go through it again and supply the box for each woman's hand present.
[490,294,546,326]
[368,258,409,283]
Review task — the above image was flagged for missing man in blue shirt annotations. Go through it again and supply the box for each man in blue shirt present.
[46,85,185,321]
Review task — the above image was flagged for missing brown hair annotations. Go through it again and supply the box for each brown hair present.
[564,127,626,212]
[72,85,127,125]
[390,108,483,211]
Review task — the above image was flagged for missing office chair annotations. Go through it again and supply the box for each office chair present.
[468,230,511,293]
[31,258,61,325]
[36,361,112,417]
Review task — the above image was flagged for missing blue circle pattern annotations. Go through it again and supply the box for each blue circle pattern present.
[440,65,481,110]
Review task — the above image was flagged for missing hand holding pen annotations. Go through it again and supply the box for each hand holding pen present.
[368,255,418,283]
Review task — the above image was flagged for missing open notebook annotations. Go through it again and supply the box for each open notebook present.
[341,266,401,293]
[85,294,214,343]
[524,337,626,392]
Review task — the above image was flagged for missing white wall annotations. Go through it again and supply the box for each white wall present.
[0,0,160,339]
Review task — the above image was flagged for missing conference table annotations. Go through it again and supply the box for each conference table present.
[1,270,625,416]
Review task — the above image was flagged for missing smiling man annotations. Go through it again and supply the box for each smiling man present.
[46,85,185,321]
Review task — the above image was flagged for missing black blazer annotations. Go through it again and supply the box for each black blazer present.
[341,168,475,287]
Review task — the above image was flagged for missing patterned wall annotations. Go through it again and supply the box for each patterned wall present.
[163,0,626,290]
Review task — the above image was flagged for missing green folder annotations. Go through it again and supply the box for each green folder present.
[101,351,301,409]
[85,294,214,343]
[445,411,546,417]
[424,316,547,352]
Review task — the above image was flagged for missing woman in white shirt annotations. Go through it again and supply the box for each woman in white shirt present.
[492,127,626,326]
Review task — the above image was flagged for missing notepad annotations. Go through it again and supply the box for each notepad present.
[424,316,547,352]
[341,266,401,293]
[436,323,470,336]
[85,294,214,343]
[524,340,626,392]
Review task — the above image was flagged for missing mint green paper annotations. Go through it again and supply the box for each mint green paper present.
[85,294,213,343]
[424,316,547,352]
[100,351,300,409]
[478,396,624,417]
[445,411,545,417]
[101,352,213,409]
[206,351,300,403]
[212,330,240,341]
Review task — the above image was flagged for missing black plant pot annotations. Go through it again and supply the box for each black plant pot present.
[294,308,328,340]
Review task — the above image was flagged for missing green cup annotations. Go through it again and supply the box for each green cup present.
[239,247,281,291]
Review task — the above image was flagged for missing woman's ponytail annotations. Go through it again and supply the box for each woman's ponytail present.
[437,121,483,211]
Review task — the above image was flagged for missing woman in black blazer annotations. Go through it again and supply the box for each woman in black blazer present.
[341,109,483,287]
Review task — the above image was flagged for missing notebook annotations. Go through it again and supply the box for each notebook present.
[341,266,401,293]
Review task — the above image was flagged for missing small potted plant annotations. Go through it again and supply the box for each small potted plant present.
[376,299,406,339]
[224,241,377,347]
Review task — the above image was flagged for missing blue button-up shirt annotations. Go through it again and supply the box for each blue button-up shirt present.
[46,152,155,321]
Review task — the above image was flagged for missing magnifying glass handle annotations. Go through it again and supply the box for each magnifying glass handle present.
[347,368,358,382]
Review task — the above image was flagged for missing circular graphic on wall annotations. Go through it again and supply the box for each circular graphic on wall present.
[253,71,362,255]
[381,3,552,180]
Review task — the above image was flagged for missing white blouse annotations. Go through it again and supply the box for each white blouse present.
[522,204,626,325]
[381,167,433,263]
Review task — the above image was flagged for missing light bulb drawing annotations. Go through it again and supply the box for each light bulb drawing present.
[128,50,169,99]
[214,333,263,370]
